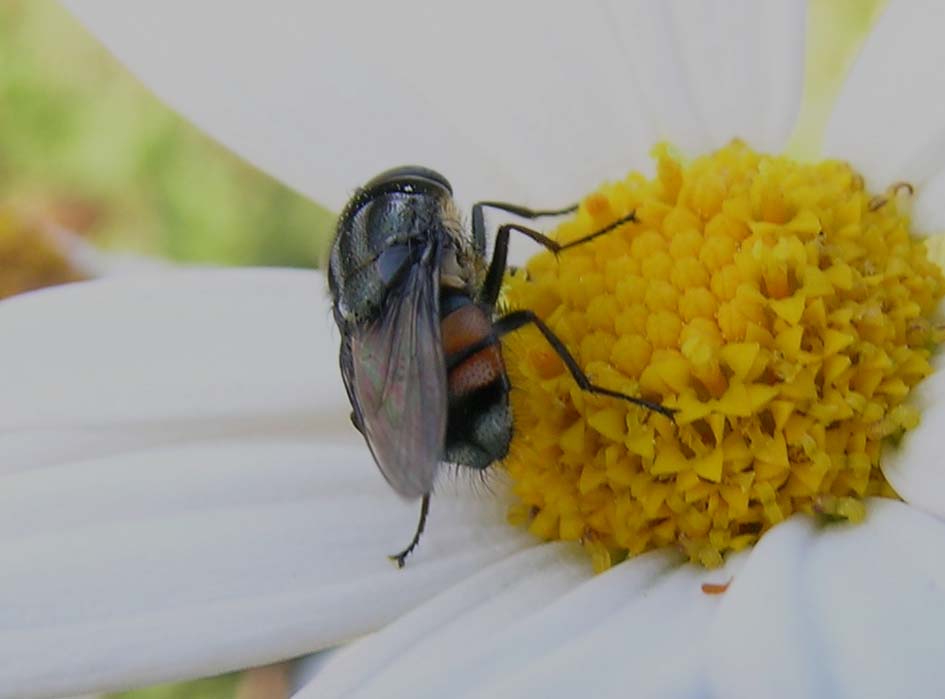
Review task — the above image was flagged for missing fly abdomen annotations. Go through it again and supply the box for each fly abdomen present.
[441,291,504,393]
[442,306,502,391]
[440,291,512,470]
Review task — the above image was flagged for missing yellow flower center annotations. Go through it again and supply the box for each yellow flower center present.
[502,141,945,571]
[0,210,85,299]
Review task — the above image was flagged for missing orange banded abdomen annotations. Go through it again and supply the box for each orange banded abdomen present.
[441,302,505,396]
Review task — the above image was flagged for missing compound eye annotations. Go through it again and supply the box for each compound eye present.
[365,166,452,195]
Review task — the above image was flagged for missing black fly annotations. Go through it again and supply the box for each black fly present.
[328,166,674,567]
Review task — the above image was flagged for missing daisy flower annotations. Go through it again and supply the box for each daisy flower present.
[3,2,945,697]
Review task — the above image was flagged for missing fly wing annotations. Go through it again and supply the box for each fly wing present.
[343,250,447,498]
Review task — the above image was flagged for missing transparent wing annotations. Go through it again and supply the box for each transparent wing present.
[342,252,447,498]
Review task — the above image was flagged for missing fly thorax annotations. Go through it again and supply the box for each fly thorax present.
[440,246,473,292]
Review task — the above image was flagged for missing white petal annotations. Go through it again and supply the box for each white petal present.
[881,352,945,521]
[822,1,945,234]
[296,546,747,698]
[0,440,533,698]
[45,223,168,279]
[0,268,351,471]
[603,0,804,156]
[709,498,945,699]
[64,2,804,212]
[292,651,339,695]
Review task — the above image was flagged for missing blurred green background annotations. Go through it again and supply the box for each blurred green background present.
[0,0,334,272]
[0,0,884,697]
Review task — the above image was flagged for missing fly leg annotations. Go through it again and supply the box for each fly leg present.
[389,493,431,568]
[478,212,636,309]
[471,200,579,257]
[492,310,676,419]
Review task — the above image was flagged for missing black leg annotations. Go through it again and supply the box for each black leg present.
[472,200,579,258]
[479,211,637,309]
[389,493,431,568]
[493,309,676,419]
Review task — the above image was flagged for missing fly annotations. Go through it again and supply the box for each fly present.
[328,166,674,567]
